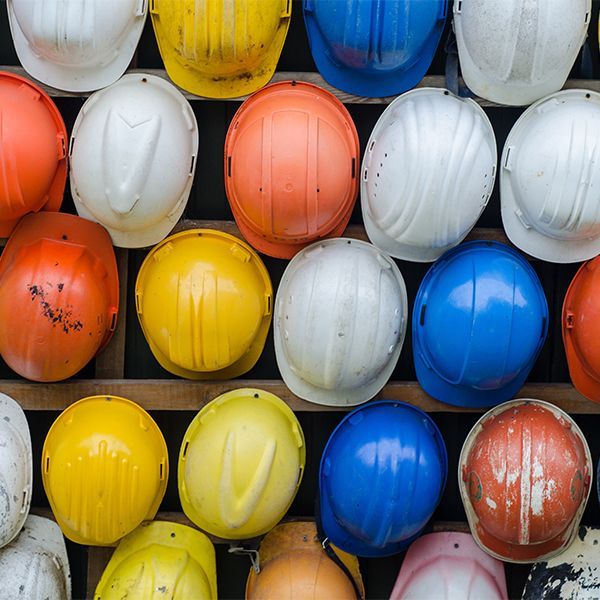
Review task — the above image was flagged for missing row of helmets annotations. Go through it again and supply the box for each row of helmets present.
[4,0,597,105]
[8,64,600,264]
[1,389,599,598]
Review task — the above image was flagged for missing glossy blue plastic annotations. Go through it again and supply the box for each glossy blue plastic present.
[413,241,548,408]
[318,400,447,557]
[303,0,447,97]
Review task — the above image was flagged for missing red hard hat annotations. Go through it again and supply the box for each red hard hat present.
[0,213,119,381]
[459,399,591,563]
[0,71,67,235]
[563,257,600,402]
[225,81,359,259]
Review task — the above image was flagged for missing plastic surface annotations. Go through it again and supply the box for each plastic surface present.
[0,515,71,600]
[150,0,291,98]
[179,389,305,540]
[0,212,119,382]
[459,399,592,563]
[390,532,508,600]
[413,241,548,408]
[304,0,447,97]
[94,521,217,600]
[7,0,147,92]
[563,256,600,402]
[274,238,407,406]
[0,394,31,549]
[523,527,600,599]
[135,229,272,380]
[502,90,600,263]
[42,395,168,546]
[319,401,447,557]
[454,0,591,106]
[0,71,66,236]
[246,521,364,600]
[70,73,198,248]
[362,88,497,262]
[225,81,359,259]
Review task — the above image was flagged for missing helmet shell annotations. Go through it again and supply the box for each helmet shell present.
[413,241,548,408]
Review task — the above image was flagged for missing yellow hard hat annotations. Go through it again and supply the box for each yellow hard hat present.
[94,521,217,600]
[42,396,168,546]
[178,388,305,540]
[246,521,364,600]
[150,0,291,99]
[135,229,272,380]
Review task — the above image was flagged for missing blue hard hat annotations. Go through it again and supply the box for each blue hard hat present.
[303,0,448,98]
[413,241,548,408]
[318,400,447,557]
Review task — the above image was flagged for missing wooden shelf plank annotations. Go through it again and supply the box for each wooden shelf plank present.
[2,65,599,106]
[7,379,598,413]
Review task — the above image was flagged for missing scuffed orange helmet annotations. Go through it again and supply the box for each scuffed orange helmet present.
[0,213,118,381]
[225,81,359,259]
[563,257,600,402]
[459,399,592,563]
[0,71,67,236]
[246,521,364,600]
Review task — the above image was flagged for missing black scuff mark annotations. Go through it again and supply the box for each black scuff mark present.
[27,284,83,334]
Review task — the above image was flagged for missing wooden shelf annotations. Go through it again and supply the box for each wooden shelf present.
[9,379,597,414]
[3,65,599,106]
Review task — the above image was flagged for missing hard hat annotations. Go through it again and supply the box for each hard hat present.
[319,401,447,557]
[7,0,147,93]
[225,81,359,259]
[178,388,305,540]
[0,212,119,382]
[563,256,600,402]
[413,241,548,408]
[135,229,272,380]
[246,521,364,600]
[459,399,592,563]
[303,0,447,97]
[42,395,168,546]
[0,71,66,236]
[150,0,291,99]
[361,88,497,262]
[502,90,600,263]
[0,394,31,549]
[94,521,217,600]
[274,238,407,406]
[523,527,600,599]
[454,0,591,106]
[390,532,508,600]
[0,515,71,600]
[70,73,199,248]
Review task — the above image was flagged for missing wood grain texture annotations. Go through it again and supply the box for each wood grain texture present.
[3,65,598,106]
[9,379,598,413]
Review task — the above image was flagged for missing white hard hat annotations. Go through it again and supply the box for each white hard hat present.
[454,0,591,106]
[274,238,407,406]
[7,0,147,93]
[390,532,508,600]
[361,87,496,262]
[70,73,199,248]
[0,393,31,549]
[501,89,600,263]
[0,514,71,600]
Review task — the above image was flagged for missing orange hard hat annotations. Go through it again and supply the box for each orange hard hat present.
[225,81,359,259]
[0,212,118,381]
[459,399,592,563]
[0,71,67,236]
[245,521,364,600]
[563,256,600,401]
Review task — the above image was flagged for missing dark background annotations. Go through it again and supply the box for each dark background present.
[1,1,600,598]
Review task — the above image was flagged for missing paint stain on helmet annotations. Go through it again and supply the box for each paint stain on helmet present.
[27,284,83,334]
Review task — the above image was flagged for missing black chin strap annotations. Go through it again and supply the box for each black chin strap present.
[315,496,365,600]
